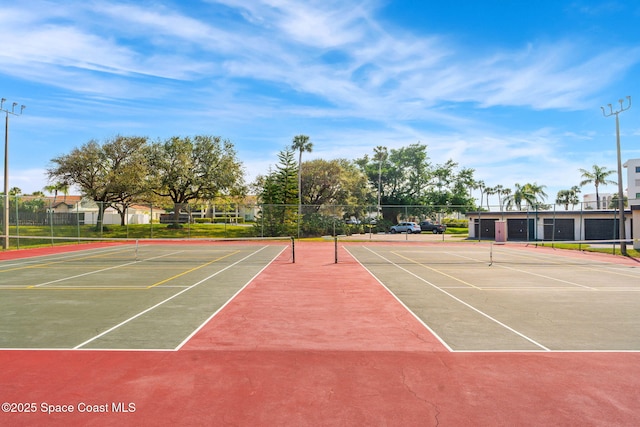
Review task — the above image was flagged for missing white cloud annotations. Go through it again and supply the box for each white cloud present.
[3,0,640,202]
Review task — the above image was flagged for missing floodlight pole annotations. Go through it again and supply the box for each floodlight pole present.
[1,98,26,250]
[601,96,631,256]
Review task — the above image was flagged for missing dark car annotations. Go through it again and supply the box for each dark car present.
[419,220,446,234]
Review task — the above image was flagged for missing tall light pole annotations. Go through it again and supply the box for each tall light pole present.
[1,98,26,250]
[601,96,630,256]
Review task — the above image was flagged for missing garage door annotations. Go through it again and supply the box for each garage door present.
[474,218,497,239]
[585,219,619,240]
[507,219,535,240]
[543,218,574,240]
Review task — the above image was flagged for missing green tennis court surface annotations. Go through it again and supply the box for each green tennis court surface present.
[0,242,289,349]
[344,242,640,351]
[1,239,638,352]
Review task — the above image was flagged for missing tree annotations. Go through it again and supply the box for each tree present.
[504,183,536,210]
[356,143,475,222]
[524,182,548,209]
[500,187,512,211]
[291,135,313,235]
[428,161,475,212]
[44,182,69,205]
[103,136,149,225]
[609,193,628,209]
[491,184,508,211]
[356,144,430,222]
[555,186,580,210]
[48,136,149,228]
[579,165,616,209]
[484,185,496,211]
[146,135,245,226]
[474,180,486,210]
[255,148,299,236]
[454,167,477,211]
[300,158,371,214]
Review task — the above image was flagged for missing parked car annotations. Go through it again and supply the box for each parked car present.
[419,220,446,234]
[389,222,421,234]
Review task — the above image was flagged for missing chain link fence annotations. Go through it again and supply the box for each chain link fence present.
[0,195,636,246]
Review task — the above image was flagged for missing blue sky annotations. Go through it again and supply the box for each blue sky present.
[2,0,640,206]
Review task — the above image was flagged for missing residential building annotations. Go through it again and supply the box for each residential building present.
[624,158,640,249]
[582,193,614,210]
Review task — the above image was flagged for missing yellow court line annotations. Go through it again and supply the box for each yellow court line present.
[0,247,136,273]
[391,251,482,289]
[491,247,640,279]
[29,287,148,290]
[146,250,241,289]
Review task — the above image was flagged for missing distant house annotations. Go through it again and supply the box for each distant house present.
[582,193,614,210]
[44,196,165,225]
[47,195,83,212]
[101,203,166,225]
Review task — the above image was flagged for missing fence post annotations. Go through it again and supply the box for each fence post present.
[76,199,80,243]
[15,194,19,249]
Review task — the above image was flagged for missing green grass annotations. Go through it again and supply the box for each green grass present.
[444,227,468,235]
[5,224,639,259]
[536,241,639,258]
[5,223,258,249]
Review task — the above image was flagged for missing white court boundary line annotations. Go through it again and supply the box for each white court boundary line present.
[343,246,454,352]
[174,246,288,350]
[73,245,278,350]
[0,245,138,269]
[441,250,598,290]
[32,251,185,288]
[348,245,551,352]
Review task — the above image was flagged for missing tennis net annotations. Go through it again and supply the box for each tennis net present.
[1,235,296,263]
[333,236,638,266]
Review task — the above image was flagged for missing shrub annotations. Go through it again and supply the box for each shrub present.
[442,218,468,228]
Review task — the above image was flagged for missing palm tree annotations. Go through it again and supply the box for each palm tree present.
[499,187,511,211]
[484,186,496,211]
[505,183,537,210]
[44,182,69,205]
[474,180,486,210]
[556,187,580,210]
[490,184,511,212]
[291,135,313,236]
[524,182,547,209]
[579,165,616,209]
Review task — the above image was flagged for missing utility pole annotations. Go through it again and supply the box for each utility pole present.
[1,98,26,250]
[601,96,631,256]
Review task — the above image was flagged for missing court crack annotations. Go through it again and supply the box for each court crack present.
[401,368,441,426]
[396,315,432,346]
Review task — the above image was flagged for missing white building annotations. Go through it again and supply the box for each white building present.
[582,193,615,210]
[624,158,640,249]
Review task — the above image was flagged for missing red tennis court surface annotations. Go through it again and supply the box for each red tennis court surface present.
[1,241,639,426]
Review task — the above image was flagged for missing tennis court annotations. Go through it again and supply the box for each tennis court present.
[1,238,639,426]
[343,240,640,351]
[0,239,292,349]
